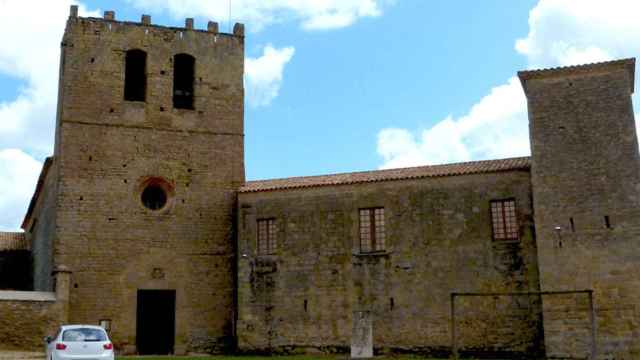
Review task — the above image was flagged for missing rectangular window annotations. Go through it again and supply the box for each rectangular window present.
[359,208,385,252]
[490,199,519,241]
[124,49,147,102]
[257,218,277,255]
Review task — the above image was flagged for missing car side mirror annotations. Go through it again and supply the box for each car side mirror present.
[44,336,52,343]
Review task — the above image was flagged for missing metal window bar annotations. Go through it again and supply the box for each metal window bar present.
[257,219,276,255]
[450,290,596,360]
[491,199,518,240]
[267,219,277,254]
[359,208,385,252]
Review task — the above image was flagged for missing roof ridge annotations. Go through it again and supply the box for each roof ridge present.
[518,58,635,79]
[241,156,531,193]
[244,156,531,184]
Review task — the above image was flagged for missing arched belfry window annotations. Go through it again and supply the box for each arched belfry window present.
[173,53,195,109]
[124,49,147,102]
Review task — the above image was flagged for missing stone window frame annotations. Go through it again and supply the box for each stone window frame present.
[359,207,386,253]
[136,176,175,214]
[490,198,519,241]
[257,218,277,255]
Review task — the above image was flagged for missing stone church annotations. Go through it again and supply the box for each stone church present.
[1,6,640,359]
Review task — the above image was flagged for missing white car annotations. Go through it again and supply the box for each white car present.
[45,325,114,360]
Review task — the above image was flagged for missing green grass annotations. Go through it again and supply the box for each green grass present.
[117,356,345,359]
[116,356,445,360]
[117,357,343,360]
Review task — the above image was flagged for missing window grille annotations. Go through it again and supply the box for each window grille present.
[490,199,519,240]
[359,208,385,252]
[257,218,277,255]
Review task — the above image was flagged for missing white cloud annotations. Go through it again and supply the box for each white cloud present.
[245,44,295,107]
[0,1,98,157]
[0,1,99,230]
[378,0,640,169]
[0,149,42,232]
[515,0,640,67]
[378,77,528,169]
[127,0,390,32]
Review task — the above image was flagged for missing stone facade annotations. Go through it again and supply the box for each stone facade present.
[522,59,640,359]
[22,8,244,354]
[2,6,640,359]
[0,269,70,351]
[236,170,543,357]
[22,157,56,292]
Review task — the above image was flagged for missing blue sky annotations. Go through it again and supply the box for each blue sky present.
[1,0,639,230]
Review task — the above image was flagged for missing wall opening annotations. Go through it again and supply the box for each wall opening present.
[136,290,176,355]
[570,217,575,232]
[138,177,174,212]
[604,215,612,229]
[141,185,167,210]
[124,49,147,102]
[173,53,195,109]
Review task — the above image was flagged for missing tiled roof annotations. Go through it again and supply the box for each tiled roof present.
[240,156,531,193]
[518,58,635,92]
[0,232,28,251]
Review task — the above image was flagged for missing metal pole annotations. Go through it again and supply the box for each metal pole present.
[588,290,597,359]
[451,293,458,359]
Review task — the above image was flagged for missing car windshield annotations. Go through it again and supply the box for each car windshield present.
[62,328,107,342]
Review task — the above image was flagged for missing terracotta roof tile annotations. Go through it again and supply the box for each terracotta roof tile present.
[240,156,531,193]
[518,58,635,93]
[0,232,28,251]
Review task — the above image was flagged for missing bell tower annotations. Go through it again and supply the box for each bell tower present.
[52,6,245,354]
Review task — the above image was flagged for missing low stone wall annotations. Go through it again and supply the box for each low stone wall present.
[0,267,70,351]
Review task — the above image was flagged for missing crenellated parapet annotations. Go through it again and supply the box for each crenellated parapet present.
[68,5,244,37]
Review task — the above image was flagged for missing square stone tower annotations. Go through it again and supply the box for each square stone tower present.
[521,59,640,359]
[49,6,245,354]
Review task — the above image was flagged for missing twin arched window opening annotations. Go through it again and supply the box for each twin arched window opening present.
[123,50,195,109]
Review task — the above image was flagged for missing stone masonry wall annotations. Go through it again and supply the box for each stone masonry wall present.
[50,12,244,354]
[237,170,543,357]
[0,269,70,351]
[25,159,58,292]
[524,60,640,359]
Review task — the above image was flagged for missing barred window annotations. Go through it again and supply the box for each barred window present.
[257,218,277,255]
[359,208,385,252]
[490,199,519,240]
